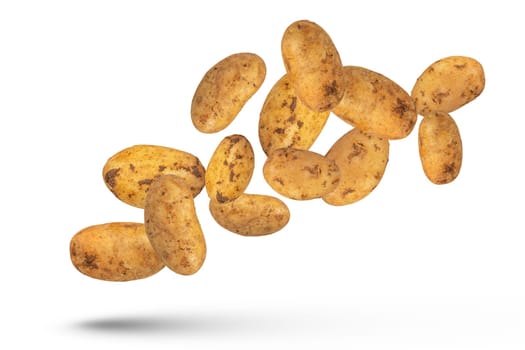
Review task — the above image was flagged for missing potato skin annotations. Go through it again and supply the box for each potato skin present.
[144,175,206,275]
[263,147,340,200]
[418,111,462,184]
[332,66,417,140]
[70,222,164,282]
[102,144,205,209]
[191,52,266,133]
[281,20,344,112]
[258,74,330,155]
[205,134,254,203]
[323,128,389,206]
[209,193,290,236]
[411,56,485,116]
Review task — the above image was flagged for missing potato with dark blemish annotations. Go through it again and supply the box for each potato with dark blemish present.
[70,222,164,282]
[144,175,207,276]
[411,56,485,116]
[263,147,340,200]
[332,66,417,140]
[102,144,205,208]
[281,19,344,112]
[205,134,254,203]
[322,128,389,206]
[418,111,463,184]
[258,74,330,155]
[191,52,266,133]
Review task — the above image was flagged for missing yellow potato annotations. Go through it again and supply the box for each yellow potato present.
[332,66,417,139]
[209,193,290,236]
[191,52,266,133]
[258,74,330,155]
[144,174,207,275]
[418,111,463,184]
[323,128,389,206]
[281,19,344,112]
[102,144,205,209]
[70,222,164,282]
[411,56,485,116]
[263,147,340,200]
[205,134,254,203]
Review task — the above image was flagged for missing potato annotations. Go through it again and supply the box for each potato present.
[281,20,344,112]
[205,134,254,203]
[263,147,340,200]
[411,56,485,116]
[70,222,164,282]
[102,144,205,209]
[258,74,330,155]
[191,52,266,133]
[332,66,417,139]
[418,111,462,184]
[209,193,290,236]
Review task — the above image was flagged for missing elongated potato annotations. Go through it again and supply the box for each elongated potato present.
[70,222,164,282]
[102,144,205,209]
[209,193,290,236]
[205,134,254,203]
[191,52,266,133]
[323,129,389,206]
[258,74,330,155]
[263,147,340,200]
[411,56,485,116]
[332,66,417,139]
[281,20,344,112]
[418,111,462,184]
[144,175,207,275]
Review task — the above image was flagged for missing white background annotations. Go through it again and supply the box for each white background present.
[1,1,524,349]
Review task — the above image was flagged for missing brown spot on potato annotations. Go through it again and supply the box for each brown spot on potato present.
[104,168,120,188]
[138,178,154,186]
[83,254,98,270]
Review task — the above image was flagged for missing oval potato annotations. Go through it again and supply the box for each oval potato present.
[418,111,463,184]
[281,20,344,112]
[332,66,417,139]
[263,147,340,200]
[70,222,164,282]
[209,193,290,236]
[323,128,389,206]
[191,52,266,133]
[102,144,205,209]
[411,56,485,116]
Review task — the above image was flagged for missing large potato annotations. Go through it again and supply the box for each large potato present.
[263,147,340,200]
[191,52,266,133]
[102,144,205,209]
[323,128,389,206]
[144,175,207,275]
[70,222,164,282]
[258,74,330,155]
[209,193,290,236]
[418,111,462,184]
[411,56,485,116]
[332,66,417,139]
[205,134,254,203]
[281,20,344,112]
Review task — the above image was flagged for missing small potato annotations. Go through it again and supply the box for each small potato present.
[191,52,266,133]
[411,56,485,116]
[258,74,330,155]
[332,66,417,139]
[70,222,164,282]
[209,193,290,236]
[418,111,462,184]
[281,20,344,112]
[205,134,254,203]
[263,147,340,200]
[323,128,389,206]
[144,174,206,275]
[102,144,205,209]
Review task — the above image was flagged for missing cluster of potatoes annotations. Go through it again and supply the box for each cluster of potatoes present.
[70,19,485,282]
